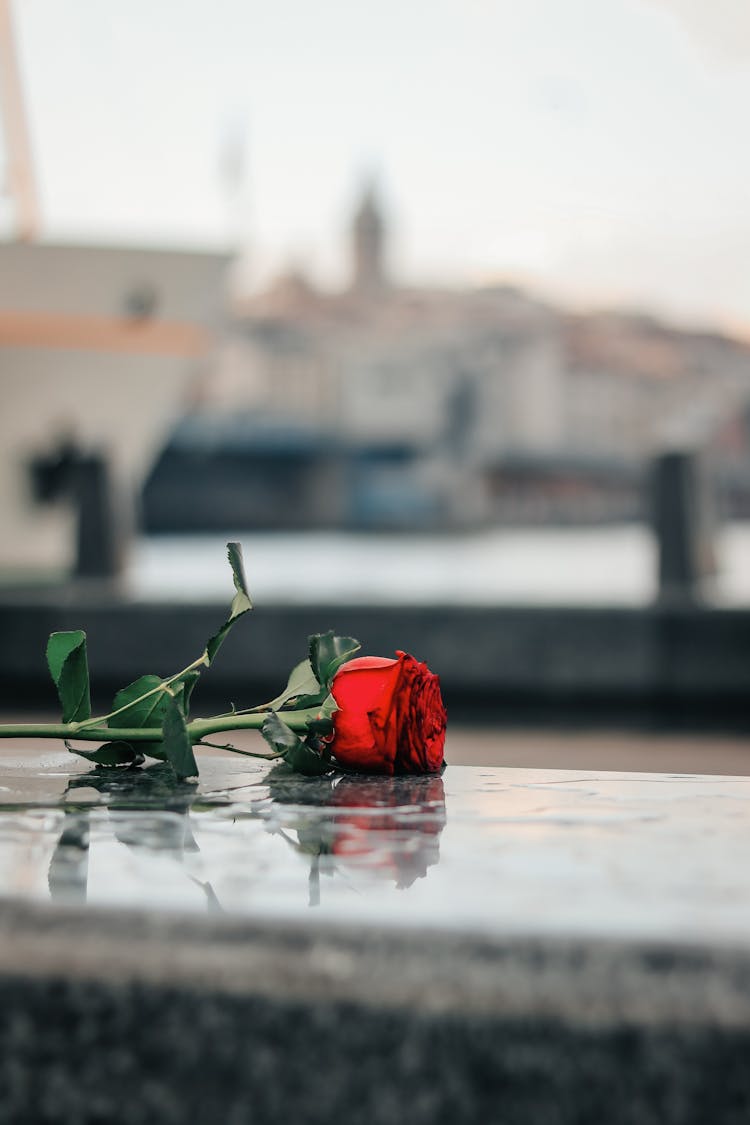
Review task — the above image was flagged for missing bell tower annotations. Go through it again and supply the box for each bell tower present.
[350,181,386,295]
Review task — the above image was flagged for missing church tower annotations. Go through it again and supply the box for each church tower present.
[350,181,386,295]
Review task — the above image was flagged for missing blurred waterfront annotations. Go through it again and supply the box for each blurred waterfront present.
[3,1,750,590]
[131,523,750,606]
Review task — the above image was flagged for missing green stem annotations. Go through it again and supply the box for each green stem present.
[0,709,319,745]
[213,703,269,717]
[196,738,283,759]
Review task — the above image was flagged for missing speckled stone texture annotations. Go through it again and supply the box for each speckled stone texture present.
[1,900,749,1124]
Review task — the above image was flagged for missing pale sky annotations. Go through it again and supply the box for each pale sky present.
[4,0,750,328]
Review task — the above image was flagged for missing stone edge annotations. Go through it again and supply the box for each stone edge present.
[1,897,750,1030]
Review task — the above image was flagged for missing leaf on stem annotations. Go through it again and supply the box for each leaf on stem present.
[305,692,338,735]
[205,542,253,665]
[180,669,201,709]
[161,693,198,780]
[102,675,166,765]
[308,632,360,690]
[265,658,325,712]
[107,674,167,729]
[102,670,200,765]
[261,711,332,776]
[46,631,92,723]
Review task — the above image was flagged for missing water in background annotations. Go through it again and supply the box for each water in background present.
[128,523,750,606]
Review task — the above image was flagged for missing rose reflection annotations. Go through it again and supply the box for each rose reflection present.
[329,774,447,889]
[267,769,447,894]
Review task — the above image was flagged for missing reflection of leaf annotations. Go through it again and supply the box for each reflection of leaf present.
[205,542,252,665]
[264,762,338,806]
[59,768,209,899]
[190,877,224,913]
[297,821,335,857]
[309,853,320,907]
[48,813,90,904]
[46,631,91,723]
[65,761,198,810]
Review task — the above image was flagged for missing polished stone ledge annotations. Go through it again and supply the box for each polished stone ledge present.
[2,754,750,1121]
[1,755,750,947]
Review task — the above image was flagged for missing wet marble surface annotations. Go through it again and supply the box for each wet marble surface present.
[1,747,749,946]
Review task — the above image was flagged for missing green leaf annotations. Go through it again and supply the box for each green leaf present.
[318,692,338,721]
[287,739,333,777]
[178,670,201,713]
[308,632,360,689]
[305,692,338,735]
[71,741,145,767]
[161,693,198,780]
[205,542,253,665]
[107,674,167,729]
[107,671,200,763]
[266,658,325,712]
[261,712,332,776]
[46,631,92,723]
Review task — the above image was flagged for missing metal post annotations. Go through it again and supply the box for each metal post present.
[651,449,716,603]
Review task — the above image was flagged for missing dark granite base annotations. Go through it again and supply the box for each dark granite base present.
[1,900,749,1124]
[4,978,750,1125]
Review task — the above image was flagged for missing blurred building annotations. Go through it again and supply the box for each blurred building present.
[0,2,233,575]
[0,241,230,575]
[143,186,750,531]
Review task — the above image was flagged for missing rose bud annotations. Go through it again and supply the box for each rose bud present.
[330,651,446,775]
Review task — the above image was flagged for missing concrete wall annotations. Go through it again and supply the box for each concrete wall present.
[1,593,749,728]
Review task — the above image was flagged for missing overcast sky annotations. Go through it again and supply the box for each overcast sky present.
[4,0,750,328]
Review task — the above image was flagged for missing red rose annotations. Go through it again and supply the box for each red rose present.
[330,651,446,775]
